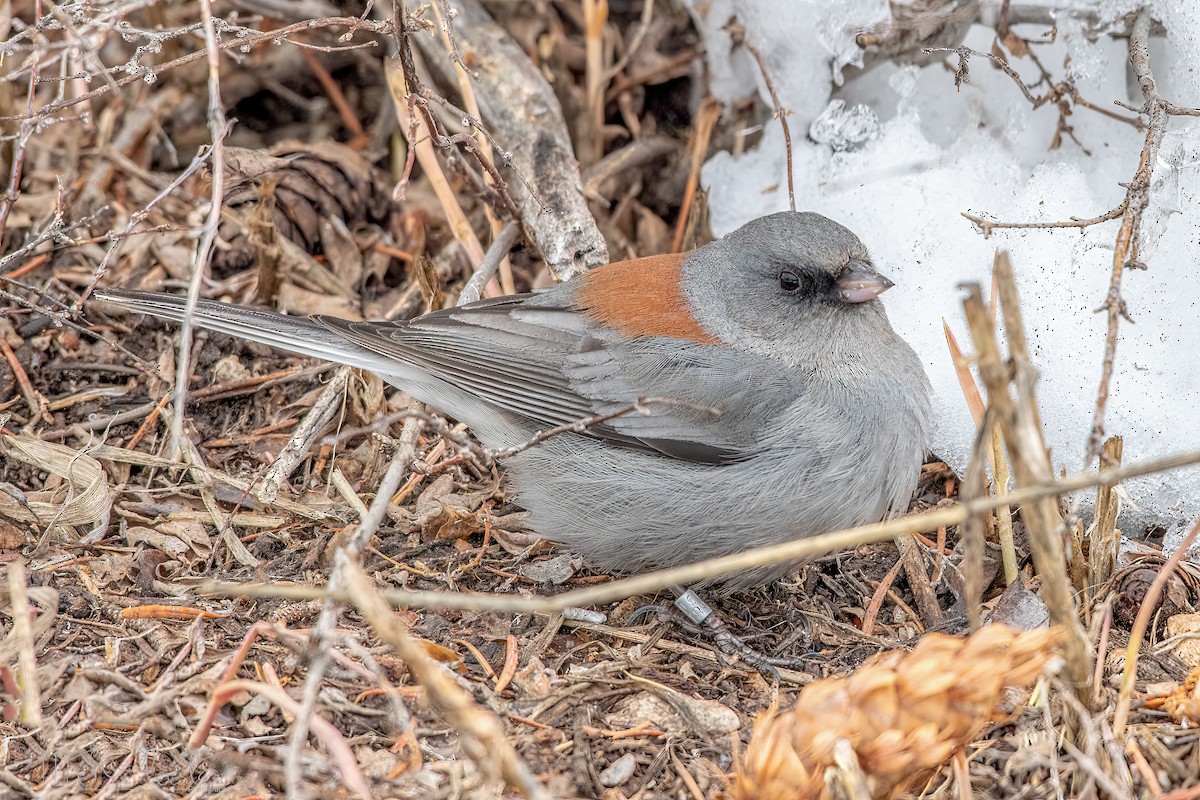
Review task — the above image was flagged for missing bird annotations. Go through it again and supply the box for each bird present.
[95,211,933,592]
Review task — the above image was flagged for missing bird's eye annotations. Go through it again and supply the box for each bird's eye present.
[779,270,803,292]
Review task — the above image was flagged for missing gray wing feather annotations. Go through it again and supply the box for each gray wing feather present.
[315,295,800,462]
[97,287,801,463]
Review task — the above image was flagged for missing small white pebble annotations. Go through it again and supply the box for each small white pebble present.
[562,607,606,624]
[599,753,637,787]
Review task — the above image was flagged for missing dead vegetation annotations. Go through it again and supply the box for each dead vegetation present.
[1,1,1199,798]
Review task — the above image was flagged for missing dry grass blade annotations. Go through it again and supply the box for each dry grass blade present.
[732,625,1063,800]
[7,561,43,727]
[1114,516,1200,739]
[341,559,550,800]
[0,435,112,530]
[942,320,985,426]
[944,319,1017,585]
[962,254,1092,704]
[581,0,608,165]
[1088,436,1123,596]
[386,64,485,266]
[672,97,722,253]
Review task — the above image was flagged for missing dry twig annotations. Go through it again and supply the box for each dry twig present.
[962,256,1092,704]
[209,442,1200,615]
[170,0,229,458]
[457,220,521,306]
[1085,9,1184,468]
[726,19,795,213]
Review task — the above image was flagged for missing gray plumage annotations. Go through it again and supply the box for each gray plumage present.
[95,211,932,587]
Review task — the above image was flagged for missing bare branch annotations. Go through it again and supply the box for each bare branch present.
[1086,10,1171,468]
[206,446,1200,614]
[962,202,1125,237]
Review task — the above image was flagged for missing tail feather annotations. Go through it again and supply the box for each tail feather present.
[93,288,393,372]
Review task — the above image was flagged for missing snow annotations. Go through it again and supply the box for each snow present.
[689,0,1200,530]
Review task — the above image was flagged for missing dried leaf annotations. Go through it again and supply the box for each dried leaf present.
[319,215,363,288]
[518,553,581,585]
[513,656,555,699]
[0,435,112,529]
[125,518,213,564]
[416,638,463,664]
[1002,30,1029,57]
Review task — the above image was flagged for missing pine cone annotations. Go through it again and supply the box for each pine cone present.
[733,625,1063,800]
[213,141,397,275]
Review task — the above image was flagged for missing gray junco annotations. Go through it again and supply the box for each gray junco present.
[96,211,933,589]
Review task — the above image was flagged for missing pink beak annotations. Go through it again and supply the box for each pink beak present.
[837,260,894,303]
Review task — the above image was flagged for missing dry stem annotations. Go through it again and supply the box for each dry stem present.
[342,559,549,799]
[962,258,1091,703]
[207,442,1200,615]
[1085,9,1174,468]
[943,316,1017,585]
[170,0,229,458]
[1113,516,1200,739]
[1087,436,1123,598]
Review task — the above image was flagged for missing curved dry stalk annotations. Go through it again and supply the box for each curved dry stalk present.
[207,445,1200,615]
[1113,516,1200,739]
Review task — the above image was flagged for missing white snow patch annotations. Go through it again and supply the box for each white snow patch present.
[695,1,1200,530]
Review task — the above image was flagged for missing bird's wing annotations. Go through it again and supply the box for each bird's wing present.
[95,287,800,463]
[316,291,800,463]
[560,336,801,461]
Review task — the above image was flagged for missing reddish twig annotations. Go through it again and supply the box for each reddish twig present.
[298,47,368,145]
[728,20,795,213]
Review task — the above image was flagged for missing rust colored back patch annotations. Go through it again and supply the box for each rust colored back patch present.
[576,253,721,344]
